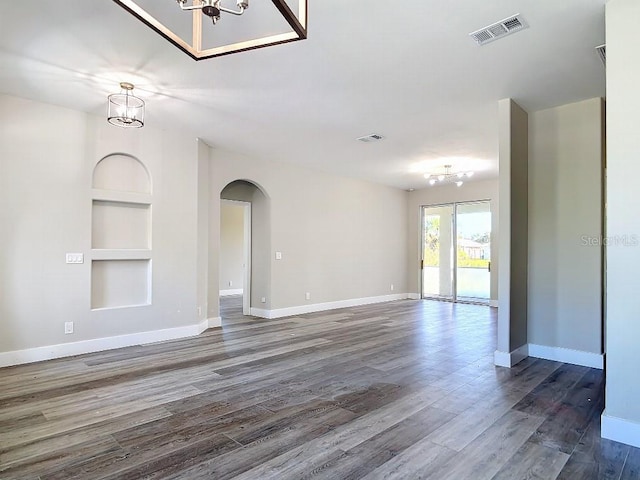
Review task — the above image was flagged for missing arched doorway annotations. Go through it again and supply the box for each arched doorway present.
[219,180,270,319]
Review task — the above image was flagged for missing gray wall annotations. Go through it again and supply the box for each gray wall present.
[219,202,246,292]
[528,98,604,354]
[407,180,499,302]
[208,147,409,316]
[604,0,640,440]
[0,93,409,358]
[498,99,529,354]
[0,94,199,353]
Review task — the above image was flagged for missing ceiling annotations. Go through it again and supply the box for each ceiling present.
[0,1,606,190]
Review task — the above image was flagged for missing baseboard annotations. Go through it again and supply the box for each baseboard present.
[407,293,421,300]
[250,294,411,319]
[0,323,207,368]
[601,410,640,448]
[250,308,271,318]
[489,300,499,308]
[494,344,529,368]
[219,289,243,297]
[207,317,222,328]
[528,344,604,369]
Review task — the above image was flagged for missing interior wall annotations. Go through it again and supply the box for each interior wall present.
[0,93,199,356]
[528,97,604,354]
[207,147,409,317]
[603,0,640,447]
[497,98,529,357]
[219,202,246,292]
[407,180,499,302]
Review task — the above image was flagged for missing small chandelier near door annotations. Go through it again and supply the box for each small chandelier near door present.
[424,164,474,187]
[107,82,145,128]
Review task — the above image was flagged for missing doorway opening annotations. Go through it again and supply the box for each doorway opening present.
[421,200,492,304]
[219,180,269,320]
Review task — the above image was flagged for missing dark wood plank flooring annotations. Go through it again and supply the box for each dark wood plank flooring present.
[0,296,637,479]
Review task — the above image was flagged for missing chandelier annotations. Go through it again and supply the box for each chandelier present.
[176,0,248,25]
[112,0,308,60]
[424,165,474,187]
[107,82,145,128]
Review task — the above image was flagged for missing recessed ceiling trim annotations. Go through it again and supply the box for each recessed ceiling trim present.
[469,14,528,46]
[112,0,308,61]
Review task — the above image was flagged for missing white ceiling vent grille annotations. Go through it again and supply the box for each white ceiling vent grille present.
[596,44,606,67]
[470,14,528,46]
[357,134,385,143]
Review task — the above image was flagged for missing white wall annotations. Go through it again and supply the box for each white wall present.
[219,202,245,293]
[602,0,640,448]
[407,180,499,302]
[208,147,409,317]
[0,94,200,362]
[528,98,604,355]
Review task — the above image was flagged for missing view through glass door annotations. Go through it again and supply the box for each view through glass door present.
[421,201,491,304]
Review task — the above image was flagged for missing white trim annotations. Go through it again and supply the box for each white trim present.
[219,289,243,297]
[407,293,421,300]
[0,323,208,368]
[489,300,499,308]
[251,294,411,319]
[207,317,222,328]
[250,307,271,319]
[528,344,604,369]
[601,411,640,448]
[494,344,529,367]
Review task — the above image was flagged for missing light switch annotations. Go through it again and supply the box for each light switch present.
[66,253,84,264]
[275,251,282,260]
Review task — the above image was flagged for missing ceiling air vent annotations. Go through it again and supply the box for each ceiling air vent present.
[470,14,528,46]
[357,134,385,143]
[596,44,606,67]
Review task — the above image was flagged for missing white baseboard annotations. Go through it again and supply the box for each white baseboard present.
[0,323,208,368]
[489,300,499,308]
[250,308,271,318]
[601,410,640,448]
[494,344,529,368]
[207,317,222,328]
[407,293,421,300]
[250,294,411,319]
[219,289,243,297]
[528,344,603,369]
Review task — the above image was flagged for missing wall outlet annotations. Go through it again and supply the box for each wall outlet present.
[261,297,266,303]
[64,322,74,334]
[390,284,394,291]
[305,292,311,300]
[275,251,282,260]
[197,307,202,316]
[228,280,233,287]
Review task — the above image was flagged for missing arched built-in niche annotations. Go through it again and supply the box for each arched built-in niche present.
[91,154,152,310]
[219,180,270,317]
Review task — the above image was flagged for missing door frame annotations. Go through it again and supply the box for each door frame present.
[420,199,491,304]
[221,199,252,315]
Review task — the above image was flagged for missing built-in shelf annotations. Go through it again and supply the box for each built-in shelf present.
[91,153,153,311]
[91,249,152,261]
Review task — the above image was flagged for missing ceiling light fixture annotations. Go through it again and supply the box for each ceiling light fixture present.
[107,82,145,128]
[112,0,308,61]
[177,0,248,25]
[424,165,474,187]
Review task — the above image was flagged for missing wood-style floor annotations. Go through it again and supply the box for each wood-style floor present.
[1,297,638,479]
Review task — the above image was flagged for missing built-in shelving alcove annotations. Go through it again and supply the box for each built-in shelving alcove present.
[91,154,152,310]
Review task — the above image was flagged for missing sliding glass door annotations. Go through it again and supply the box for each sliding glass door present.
[421,205,455,301]
[421,201,491,304]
